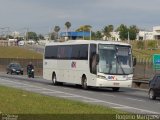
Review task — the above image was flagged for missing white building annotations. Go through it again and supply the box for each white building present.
[110,32,121,41]
[153,26,160,40]
[137,31,153,40]
[136,26,160,41]
[11,31,20,38]
[104,25,160,41]
[102,32,121,41]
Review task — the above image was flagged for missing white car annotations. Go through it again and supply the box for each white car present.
[18,41,25,46]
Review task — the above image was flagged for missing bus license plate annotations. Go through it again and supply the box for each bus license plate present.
[113,83,120,86]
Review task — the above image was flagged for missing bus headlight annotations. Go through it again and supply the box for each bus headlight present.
[97,75,106,79]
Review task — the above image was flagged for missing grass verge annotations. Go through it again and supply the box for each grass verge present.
[0,46,42,59]
[0,85,128,120]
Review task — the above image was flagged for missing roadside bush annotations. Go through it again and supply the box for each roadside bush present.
[137,41,144,49]
[147,41,157,49]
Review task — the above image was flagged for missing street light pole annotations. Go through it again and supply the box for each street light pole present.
[90,28,92,40]
[83,27,84,40]
[128,31,130,44]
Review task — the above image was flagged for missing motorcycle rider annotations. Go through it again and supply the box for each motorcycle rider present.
[27,62,34,71]
[27,62,34,77]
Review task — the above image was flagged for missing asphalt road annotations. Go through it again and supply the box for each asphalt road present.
[0,73,160,114]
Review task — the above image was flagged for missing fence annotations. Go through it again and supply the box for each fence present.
[133,57,160,80]
[0,40,17,46]
[0,58,43,76]
[0,57,159,79]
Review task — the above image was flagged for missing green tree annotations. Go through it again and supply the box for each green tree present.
[54,26,60,33]
[76,25,92,32]
[91,31,96,39]
[95,31,102,40]
[129,25,139,40]
[54,26,60,40]
[116,24,128,41]
[103,25,114,40]
[50,32,56,40]
[65,21,71,39]
[27,32,38,41]
[65,21,71,32]
[17,37,24,41]
[38,34,44,40]
[76,25,92,40]
[6,35,14,39]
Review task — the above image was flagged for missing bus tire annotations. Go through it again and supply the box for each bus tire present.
[82,76,88,90]
[52,74,58,85]
[112,87,120,92]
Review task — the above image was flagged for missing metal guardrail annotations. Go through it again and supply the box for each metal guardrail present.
[133,79,149,84]
[132,79,149,89]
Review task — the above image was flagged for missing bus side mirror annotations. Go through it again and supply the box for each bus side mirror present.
[133,57,137,66]
[96,54,99,64]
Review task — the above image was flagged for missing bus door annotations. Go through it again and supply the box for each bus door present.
[89,44,97,85]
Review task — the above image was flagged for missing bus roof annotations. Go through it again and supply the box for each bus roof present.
[45,40,131,46]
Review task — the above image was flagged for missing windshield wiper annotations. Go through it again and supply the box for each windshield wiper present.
[116,56,126,75]
[108,63,112,74]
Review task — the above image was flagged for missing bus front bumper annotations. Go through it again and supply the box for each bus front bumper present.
[95,78,132,88]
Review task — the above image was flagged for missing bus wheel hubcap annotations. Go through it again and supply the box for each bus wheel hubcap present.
[83,79,87,89]
[53,76,56,84]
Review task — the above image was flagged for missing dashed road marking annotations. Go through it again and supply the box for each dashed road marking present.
[126,98,145,102]
[83,100,102,103]
[59,95,79,98]
[41,91,63,94]
[112,106,131,109]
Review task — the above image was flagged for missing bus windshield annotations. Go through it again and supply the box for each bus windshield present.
[98,44,133,75]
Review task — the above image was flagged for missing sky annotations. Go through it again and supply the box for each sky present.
[0,0,160,34]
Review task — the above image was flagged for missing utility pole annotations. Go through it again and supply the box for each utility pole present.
[25,27,29,42]
[90,28,92,40]
[83,27,84,40]
[128,31,130,44]
[49,27,51,41]
[6,27,10,40]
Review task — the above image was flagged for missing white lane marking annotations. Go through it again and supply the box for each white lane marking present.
[112,107,131,109]
[21,86,41,88]
[126,98,145,102]
[83,100,102,103]
[41,91,63,94]
[102,94,116,97]
[59,96,79,98]
[63,87,72,90]
[24,88,44,91]
[0,78,159,114]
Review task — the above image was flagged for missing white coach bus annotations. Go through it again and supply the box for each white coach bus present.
[43,40,136,91]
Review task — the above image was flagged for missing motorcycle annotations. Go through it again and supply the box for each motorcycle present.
[27,68,34,78]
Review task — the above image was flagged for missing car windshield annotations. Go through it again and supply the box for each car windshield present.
[98,44,133,75]
[11,63,21,68]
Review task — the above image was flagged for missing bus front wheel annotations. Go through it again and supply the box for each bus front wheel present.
[82,77,88,90]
